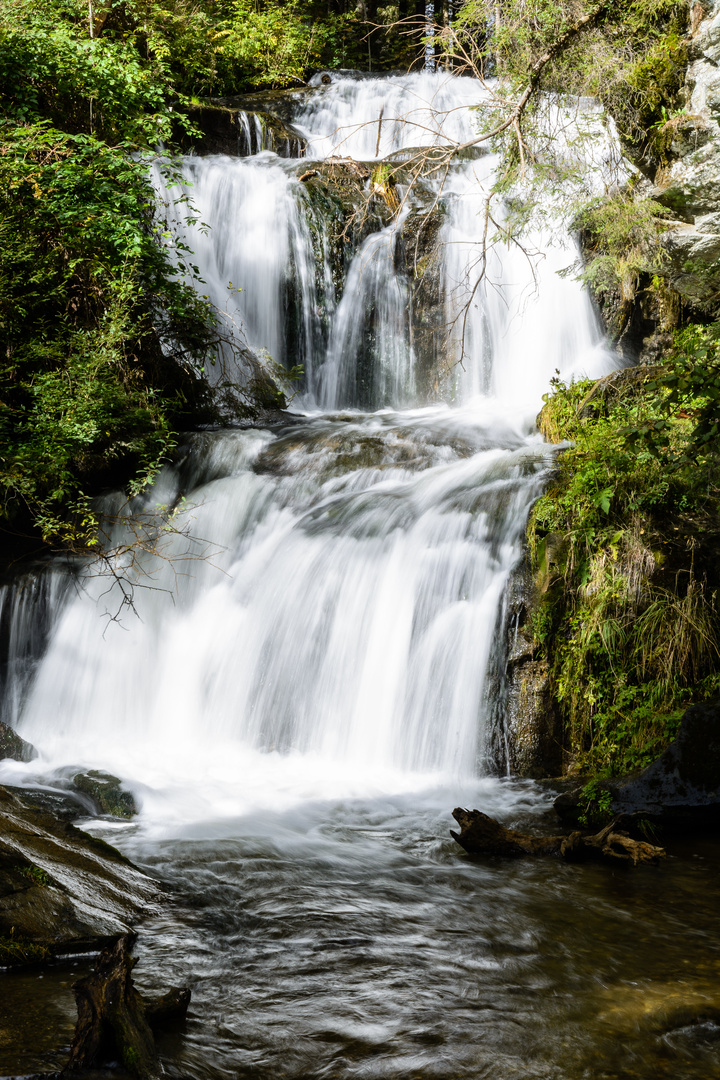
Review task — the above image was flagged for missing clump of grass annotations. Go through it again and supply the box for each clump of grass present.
[0,932,51,967]
[20,864,50,887]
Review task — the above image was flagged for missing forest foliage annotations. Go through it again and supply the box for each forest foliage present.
[0,0,416,552]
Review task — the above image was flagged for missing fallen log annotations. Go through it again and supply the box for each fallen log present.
[450,808,665,866]
[63,933,190,1079]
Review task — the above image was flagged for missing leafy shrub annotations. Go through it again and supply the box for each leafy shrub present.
[0,124,215,546]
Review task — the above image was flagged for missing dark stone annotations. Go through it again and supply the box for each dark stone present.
[0,720,37,763]
[612,701,720,814]
[144,986,191,1029]
[211,85,313,124]
[555,701,720,827]
[73,770,137,819]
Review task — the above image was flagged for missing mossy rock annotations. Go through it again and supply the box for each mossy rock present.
[73,770,137,819]
[0,721,37,763]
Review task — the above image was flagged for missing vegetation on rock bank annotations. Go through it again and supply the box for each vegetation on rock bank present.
[528,349,720,777]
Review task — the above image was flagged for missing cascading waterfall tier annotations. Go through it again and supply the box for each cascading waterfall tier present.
[0,72,621,829]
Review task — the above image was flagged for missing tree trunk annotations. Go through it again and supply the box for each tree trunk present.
[424,0,436,70]
[63,934,190,1079]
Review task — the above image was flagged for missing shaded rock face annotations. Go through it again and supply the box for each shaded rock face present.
[555,701,720,826]
[652,1,720,316]
[185,103,307,158]
[299,161,450,405]
[502,562,562,778]
[612,700,720,816]
[0,785,159,958]
[0,719,36,763]
[399,205,448,402]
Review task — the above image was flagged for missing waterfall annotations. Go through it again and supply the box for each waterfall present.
[0,72,621,830]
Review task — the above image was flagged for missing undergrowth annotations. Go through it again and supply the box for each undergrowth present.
[529,350,720,776]
[0,931,51,967]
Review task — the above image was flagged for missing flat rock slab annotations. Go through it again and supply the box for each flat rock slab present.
[0,786,161,958]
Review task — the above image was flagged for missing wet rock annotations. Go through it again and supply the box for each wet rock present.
[0,719,37,763]
[4,782,95,822]
[596,977,720,1036]
[502,561,563,778]
[555,701,720,827]
[0,785,160,960]
[73,770,137,819]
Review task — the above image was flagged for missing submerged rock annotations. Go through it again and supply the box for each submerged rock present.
[555,701,720,827]
[73,770,138,819]
[0,720,37,763]
[0,785,159,962]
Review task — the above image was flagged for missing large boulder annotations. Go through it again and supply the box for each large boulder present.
[555,701,720,827]
[611,701,720,817]
[0,785,160,962]
[73,769,138,819]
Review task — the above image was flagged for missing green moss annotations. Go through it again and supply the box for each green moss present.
[574,194,672,321]
[20,864,50,887]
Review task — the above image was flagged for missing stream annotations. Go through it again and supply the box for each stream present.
[1,72,719,1080]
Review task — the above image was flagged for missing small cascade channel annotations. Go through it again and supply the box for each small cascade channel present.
[2,73,719,1080]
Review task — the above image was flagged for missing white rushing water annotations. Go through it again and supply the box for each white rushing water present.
[0,72,621,835]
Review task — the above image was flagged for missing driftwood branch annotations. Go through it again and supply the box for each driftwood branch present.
[63,934,190,1079]
[451,808,665,866]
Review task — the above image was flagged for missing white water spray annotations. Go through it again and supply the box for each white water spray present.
[0,73,621,833]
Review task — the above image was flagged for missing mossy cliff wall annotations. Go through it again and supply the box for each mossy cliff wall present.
[506,0,720,780]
